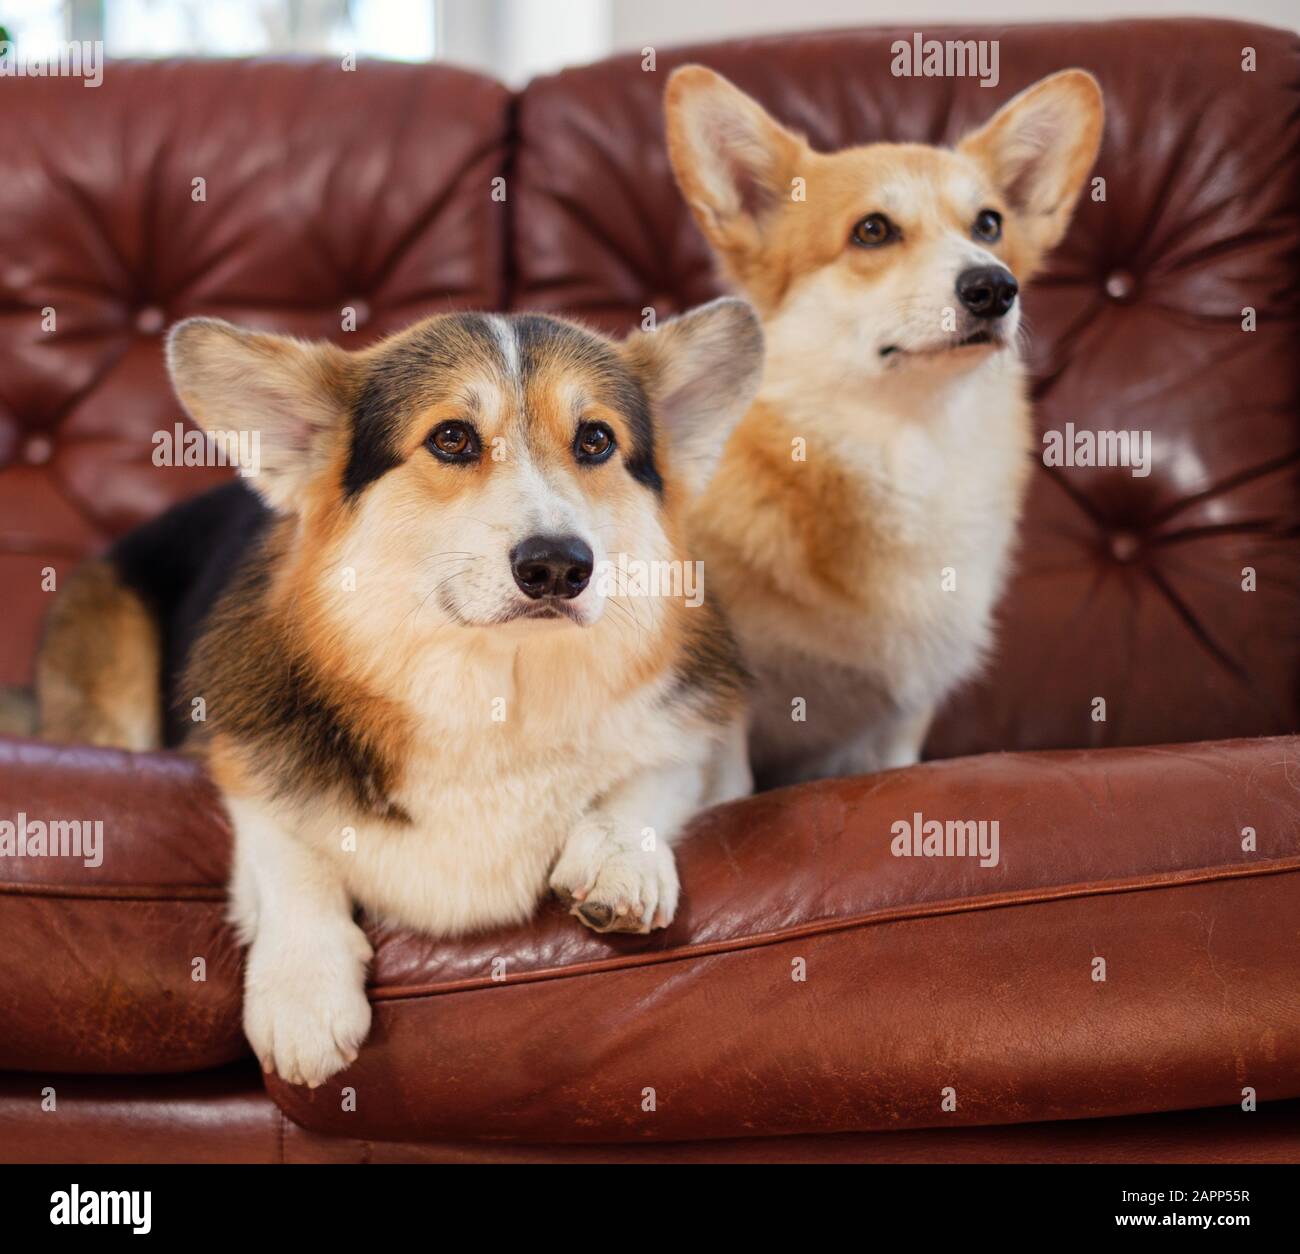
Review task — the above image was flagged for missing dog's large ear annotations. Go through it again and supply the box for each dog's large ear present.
[621,297,764,497]
[166,318,350,513]
[958,69,1103,255]
[665,66,804,270]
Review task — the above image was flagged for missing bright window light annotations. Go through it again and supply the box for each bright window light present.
[2,0,438,61]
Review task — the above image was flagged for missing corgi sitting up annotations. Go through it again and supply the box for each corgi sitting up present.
[35,300,763,1085]
[665,67,1103,789]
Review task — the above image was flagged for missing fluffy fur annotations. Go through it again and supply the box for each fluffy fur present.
[665,67,1104,787]
[35,302,764,1086]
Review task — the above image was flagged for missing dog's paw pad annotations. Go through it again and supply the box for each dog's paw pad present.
[552,820,680,937]
[576,900,616,930]
[572,898,650,934]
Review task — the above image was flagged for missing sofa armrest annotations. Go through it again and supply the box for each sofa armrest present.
[268,737,1300,1144]
[0,736,245,1072]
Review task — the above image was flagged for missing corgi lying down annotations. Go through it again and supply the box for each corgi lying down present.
[35,301,763,1085]
[666,67,1104,788]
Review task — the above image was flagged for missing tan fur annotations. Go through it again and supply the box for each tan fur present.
[667,67,1103,786]
[36,559,162,751]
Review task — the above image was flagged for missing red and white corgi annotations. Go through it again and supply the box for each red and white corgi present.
[35,301,763,1085]
[665,67,1103,788]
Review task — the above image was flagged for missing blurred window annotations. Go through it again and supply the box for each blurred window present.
[1,0,438,61]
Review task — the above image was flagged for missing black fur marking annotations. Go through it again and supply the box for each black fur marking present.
[342,312,662,497]
[343,313,508,498]
[109,480,270,747]
[201,559,407,816]
[181,517,409,819]
[344,373,405,497]
[512,314,663,494]
[108,480,407,817]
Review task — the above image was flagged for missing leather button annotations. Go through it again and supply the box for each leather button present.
[23,434,54,465]
[1104,270,1137,302]
[135,305,166,335]
[1109,530,1140,562]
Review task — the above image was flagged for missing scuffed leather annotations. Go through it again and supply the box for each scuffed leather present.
[0,738,243,1072]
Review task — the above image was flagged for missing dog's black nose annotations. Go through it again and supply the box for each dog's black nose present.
[510,534,594,600]
[956,266,1019,319]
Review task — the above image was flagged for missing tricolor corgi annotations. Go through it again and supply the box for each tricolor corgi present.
[665,67,1103,788]
[35,301,763,1085]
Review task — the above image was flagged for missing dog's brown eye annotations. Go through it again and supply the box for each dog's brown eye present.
[973,209,1002,242]
[427,421,480,462]
[575,422,615,463]
[851,213,897,248]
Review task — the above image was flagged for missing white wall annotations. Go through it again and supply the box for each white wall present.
[441,0,610,84]
[608,0,1299,51]
[440,0,1296,85]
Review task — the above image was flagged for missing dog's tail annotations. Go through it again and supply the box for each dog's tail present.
[35,558,163,751]
[0,685,36,738]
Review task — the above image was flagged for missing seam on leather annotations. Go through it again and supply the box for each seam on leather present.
[368,856,1300,1002]
[2,858,1297,996]
[0,882,225,901]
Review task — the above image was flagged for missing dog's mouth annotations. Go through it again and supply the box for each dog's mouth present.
[437,591,588,629]
[879,329,1000,359]
[492,600,585,626]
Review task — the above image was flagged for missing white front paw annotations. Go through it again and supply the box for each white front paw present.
[550,818,680,934]
[243,926,373,1087]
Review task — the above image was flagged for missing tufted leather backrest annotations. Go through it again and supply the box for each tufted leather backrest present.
[511,18,1300,756]
[0,58,511,680]
[2,21,1298,757]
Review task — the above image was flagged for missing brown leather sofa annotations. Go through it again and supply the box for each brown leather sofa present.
[2,19,1298,1164]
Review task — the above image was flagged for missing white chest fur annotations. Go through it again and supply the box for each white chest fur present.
[294,647,687,937]
[733,353,1031,776]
